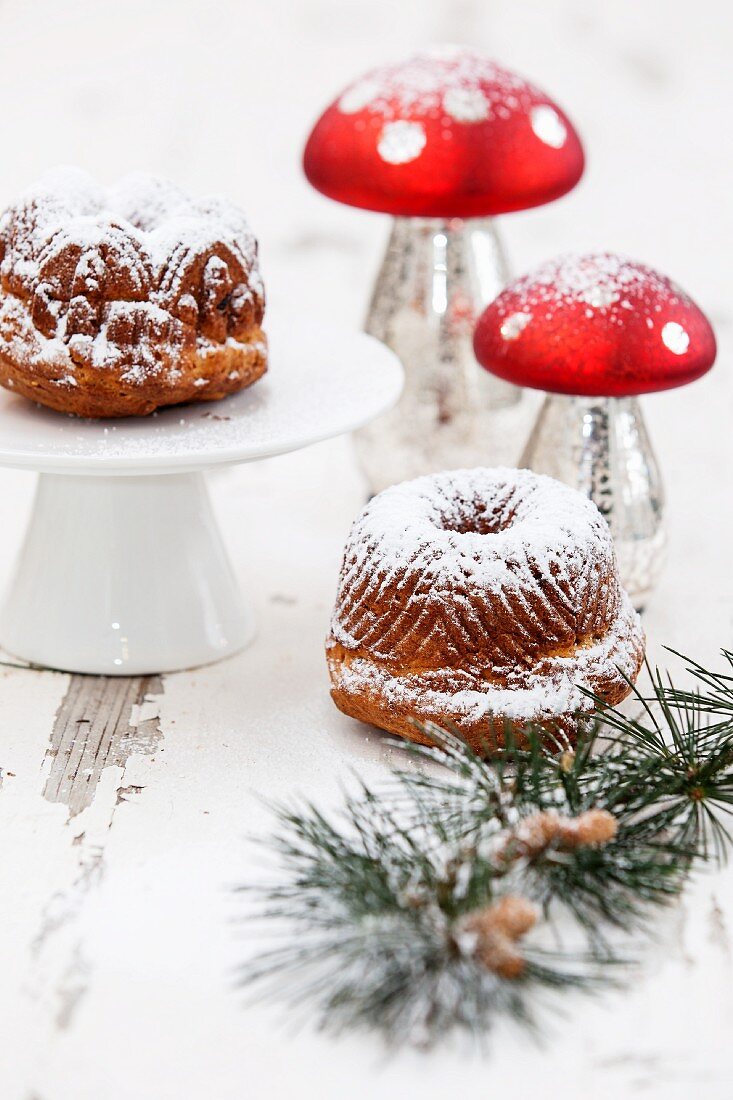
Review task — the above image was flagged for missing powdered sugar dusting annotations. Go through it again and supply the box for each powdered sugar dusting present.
[495,252,692,333]
[338,79,382,114]
[0,315,402,469]
[500,311,532,340]
[336,467,612,600]
[442,87,490,123]
[0,167,264,386]
[335,594,640,724]
[329,466,644,726]
[336,49,541,124]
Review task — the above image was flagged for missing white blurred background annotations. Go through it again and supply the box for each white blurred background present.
[1,6,732,1098]
[0,0,728,327]
[0,0,728,653]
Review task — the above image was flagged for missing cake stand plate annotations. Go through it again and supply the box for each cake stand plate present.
[0,316,402,675]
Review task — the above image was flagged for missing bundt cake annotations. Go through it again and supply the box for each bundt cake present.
[327,467,645,749]
[0,167,267,417]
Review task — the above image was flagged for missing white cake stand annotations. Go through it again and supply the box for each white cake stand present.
[0,316,402,675]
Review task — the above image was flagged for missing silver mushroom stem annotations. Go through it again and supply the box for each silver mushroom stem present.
[520,393,666,609]
[354,216,525,495]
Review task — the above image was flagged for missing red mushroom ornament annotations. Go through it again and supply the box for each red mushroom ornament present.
[303,47,585,493]
[474,252,717,607]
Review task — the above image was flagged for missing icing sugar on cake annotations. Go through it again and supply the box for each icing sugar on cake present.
[327,467,645,746]
[0,167,267,416]
[0,165,264,382]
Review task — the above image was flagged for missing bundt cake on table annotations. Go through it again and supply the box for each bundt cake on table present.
[0,168,267,417]
[327,467,644,749]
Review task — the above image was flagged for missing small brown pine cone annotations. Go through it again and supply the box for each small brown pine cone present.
[498,808,619,865]
[559,808,618,847]
[458,895,537,980]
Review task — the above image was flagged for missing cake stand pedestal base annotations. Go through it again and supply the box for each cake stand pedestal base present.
[0,315,402,676]
[0,472,253,675]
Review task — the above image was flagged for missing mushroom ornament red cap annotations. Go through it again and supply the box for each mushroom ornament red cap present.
[303,47,585,218]
[473,253,717,397]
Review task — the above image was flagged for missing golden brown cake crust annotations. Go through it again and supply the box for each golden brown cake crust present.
[0,169,267,417]
[327,467,645,748]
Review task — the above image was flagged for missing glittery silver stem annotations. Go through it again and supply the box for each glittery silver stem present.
[520,394,666,609]
[354,217,524,495]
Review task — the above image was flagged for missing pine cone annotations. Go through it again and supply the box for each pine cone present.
[496,808,618,866]
[457,895,537,979]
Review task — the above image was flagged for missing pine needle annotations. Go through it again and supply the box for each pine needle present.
[238,650,733,1047]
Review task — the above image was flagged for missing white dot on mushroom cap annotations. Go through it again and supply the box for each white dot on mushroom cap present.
[530,104,567,148]
[377,120,427,165]
[501,311,533,340]
[339,79,381,114]
[442,87,490,123]
[662,321,690,355]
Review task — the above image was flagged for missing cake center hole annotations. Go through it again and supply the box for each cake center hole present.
[438,499,516,536]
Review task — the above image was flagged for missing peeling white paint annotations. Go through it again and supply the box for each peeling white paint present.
[0,2,731,1099]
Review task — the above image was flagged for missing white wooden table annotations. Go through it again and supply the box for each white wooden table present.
[0,1,731,1097]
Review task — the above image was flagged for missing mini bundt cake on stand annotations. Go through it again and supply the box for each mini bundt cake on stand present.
[327,467,644,749]
[0,168,267,417]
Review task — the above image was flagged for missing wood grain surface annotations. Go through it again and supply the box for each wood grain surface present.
[0,1,731,1098]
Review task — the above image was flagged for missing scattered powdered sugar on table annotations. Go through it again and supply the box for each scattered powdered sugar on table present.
[330,466,643,723]
[0,167,264,384]
[0,319,402,469]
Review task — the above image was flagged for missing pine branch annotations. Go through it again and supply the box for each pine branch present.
[598,660,733,861]
[405,656,733,850]
[239,787,609,1047]
[663,647,733,719]
[239,650,733,1047]
[393,723,696,949]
